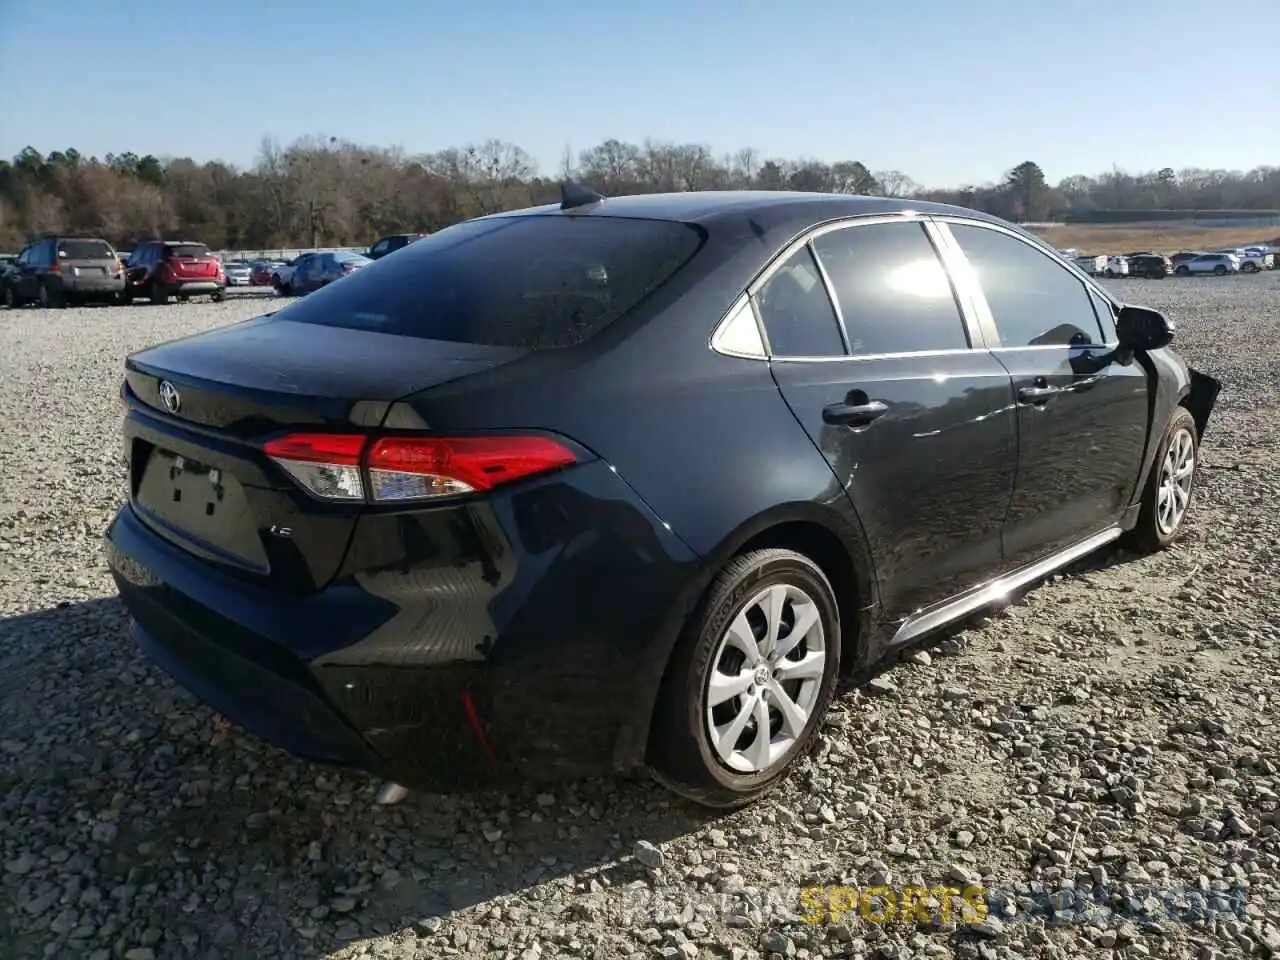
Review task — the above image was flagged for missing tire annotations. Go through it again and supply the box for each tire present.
[211,288,225,302]
[39,282,63,308]
[1175,265,1190,276]
[1213,265,1227,276]
[648,548,842,808]
[1241,262,1258,274]
[1124,406,1199,554]
[149,283,169,305]
[2,285,17,309]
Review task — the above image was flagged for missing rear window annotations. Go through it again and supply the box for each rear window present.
[57,240,114,259]
[165,244,209,259]
[275,216,704,348]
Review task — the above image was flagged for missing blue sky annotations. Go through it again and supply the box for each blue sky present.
[2,0,1276,188]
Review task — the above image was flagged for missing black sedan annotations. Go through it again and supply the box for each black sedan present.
[104,186,1221,808]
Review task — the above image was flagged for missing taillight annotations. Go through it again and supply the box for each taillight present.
[262,432,577,503]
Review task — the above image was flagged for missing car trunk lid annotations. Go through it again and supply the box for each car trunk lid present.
[122,315,528,593]
[164,243,221,280]
[54,239,119,280]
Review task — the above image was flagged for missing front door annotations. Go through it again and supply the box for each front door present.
[938,220,1150,569]
[754,217,1018,625]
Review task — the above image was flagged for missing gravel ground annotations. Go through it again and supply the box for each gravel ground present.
[1,277,1278,960]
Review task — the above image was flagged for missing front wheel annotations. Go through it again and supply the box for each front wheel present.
[2,285,17,308]
[1124,406,1199,553]
[648,548,841,808]
[1175,265,1190,276]
[211,288,225,302]
[1241,262,1258,274]
[1213,265,1227,276]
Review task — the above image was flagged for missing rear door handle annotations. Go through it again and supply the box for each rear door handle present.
[823,399,889,426]
[1018,385,1061,404]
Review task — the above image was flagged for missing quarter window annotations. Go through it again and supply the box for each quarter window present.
[754,246,846,357]
[949,224,1106,347]
[811,221,968,355]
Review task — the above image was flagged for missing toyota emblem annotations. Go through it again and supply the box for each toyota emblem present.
[158,380,181,413]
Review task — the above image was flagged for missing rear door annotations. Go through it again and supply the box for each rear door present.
[934,219,1149,569]
[756,216,1018,625]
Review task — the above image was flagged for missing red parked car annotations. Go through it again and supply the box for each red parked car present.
[121,241,225,304]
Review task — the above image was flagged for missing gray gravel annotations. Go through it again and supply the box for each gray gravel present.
[2,276,1279,960]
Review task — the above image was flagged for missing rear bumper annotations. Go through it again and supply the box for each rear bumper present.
[104,458,700,790]
[165,281,222,295]
[61,276,125,295]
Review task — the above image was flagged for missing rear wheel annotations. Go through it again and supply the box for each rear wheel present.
[1241,262,1258,273]
[149,283,169,305]
[211,288,225,302]
[1175,265,1190,276]
[648,548,841,808]
[2,285,17,308]
[1213,265,1227,276]
[39,282,63,308]
[1125,406,1199,553]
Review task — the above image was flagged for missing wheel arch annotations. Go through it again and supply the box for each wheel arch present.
[618,500,878,772]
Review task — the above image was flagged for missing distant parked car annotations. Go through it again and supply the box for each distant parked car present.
[1175,253,1239,276]
[249,259,282,286]
[367,233,428,259]
[1105,255,1129,278]
[222,259,253,286]
[1,236,125,307]
[121,241,226,304]
[1126,254,1173,279]
[1169,251,1204,268]
[1073,254,1107,276]
[1220,248,1273,272]
[287,251,373,295]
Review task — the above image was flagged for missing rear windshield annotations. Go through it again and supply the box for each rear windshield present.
[165,244,209,259]
[57,240,114,259]
[275,216,704,348]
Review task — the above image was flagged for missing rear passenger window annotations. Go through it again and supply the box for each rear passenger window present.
[949,224,1106,347]
[755,246,846,357]
[811,221,968,355]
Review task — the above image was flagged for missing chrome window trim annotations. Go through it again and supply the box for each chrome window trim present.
[710,211,989,364]
[928,216,1122,351]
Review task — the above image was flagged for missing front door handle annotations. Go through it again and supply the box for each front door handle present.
[1018,385,1061,404]
[823,399,889,426]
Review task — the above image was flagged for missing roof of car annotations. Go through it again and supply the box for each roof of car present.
[475,190,1013,229]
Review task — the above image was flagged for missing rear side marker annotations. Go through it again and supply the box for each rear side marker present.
[262,432,578,503]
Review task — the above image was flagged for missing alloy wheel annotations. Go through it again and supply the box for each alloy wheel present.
[703,583,826,774]
[1157,427,1195,536]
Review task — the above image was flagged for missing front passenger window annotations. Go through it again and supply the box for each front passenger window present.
[948,224,1106,347]
[755,247,846,357]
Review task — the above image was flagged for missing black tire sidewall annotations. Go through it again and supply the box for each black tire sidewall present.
[651,549,842,804]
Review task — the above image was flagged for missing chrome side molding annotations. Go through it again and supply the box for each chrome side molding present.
[890,526,1123,648]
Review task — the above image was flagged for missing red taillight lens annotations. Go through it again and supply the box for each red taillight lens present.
[367,436,577,500]
[262,433,366,501]
[261,432,576,503]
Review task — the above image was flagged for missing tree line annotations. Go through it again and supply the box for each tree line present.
[0,135,1277,252]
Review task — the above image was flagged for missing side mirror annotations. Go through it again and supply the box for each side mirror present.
[1116,304,1174,351]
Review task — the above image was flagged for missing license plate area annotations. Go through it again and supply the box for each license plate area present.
[134,446,270,572]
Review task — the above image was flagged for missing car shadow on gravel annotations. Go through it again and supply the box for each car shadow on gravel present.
[0,597,722,958]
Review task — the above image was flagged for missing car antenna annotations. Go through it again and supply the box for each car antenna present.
[560,180,605,211]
